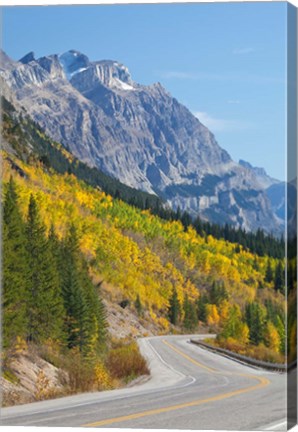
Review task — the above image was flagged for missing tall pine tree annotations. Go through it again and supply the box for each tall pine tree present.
[134,294,143,317]
[265,260,274,284]
[274,261,285,294]
[210,280,228,306]
[2,178,29,347]
[245,302,266,345]
[183,295,197,331]
[196,294,208,323]
[60,225,89,351]
[26,194,64,343]
[168,288,180,325]
[79,258,107,357]
[61,224,107,355]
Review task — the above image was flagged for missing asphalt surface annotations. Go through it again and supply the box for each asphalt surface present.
[0,335,287,430]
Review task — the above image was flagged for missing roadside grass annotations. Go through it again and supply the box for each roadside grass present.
[106,341,150,382]
[204,337,284,364]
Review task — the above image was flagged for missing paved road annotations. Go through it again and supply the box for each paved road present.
[0,335,287,430]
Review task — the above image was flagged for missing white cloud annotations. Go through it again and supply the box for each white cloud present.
[233,47,255,55]
[193,111,251,132]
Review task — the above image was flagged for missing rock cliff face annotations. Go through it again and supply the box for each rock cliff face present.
[0,49,284,233]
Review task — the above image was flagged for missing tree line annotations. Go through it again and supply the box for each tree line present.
[167,280,285,355]
[3,177,107,358]
[152,205,284,260]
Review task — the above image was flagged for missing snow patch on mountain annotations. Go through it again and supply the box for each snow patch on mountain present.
[111,77,135,91]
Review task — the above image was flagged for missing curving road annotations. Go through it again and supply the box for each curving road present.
[0,335,287,430]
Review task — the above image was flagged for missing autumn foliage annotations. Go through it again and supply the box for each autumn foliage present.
[2,151,290,362]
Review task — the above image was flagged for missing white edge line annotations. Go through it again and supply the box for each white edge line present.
[145,338,192,380]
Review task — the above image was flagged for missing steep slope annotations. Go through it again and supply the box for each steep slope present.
[1,94,162,210]
[0,49,282,233]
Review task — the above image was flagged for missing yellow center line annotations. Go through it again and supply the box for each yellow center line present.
[83,339,270,428]
[162,339,217,373]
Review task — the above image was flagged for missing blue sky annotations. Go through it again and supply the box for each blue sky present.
[3,2,287,180]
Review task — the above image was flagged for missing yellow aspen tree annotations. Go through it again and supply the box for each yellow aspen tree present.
[219,299,230,322]
[264,322,281,353]
[206,304,220,327]
[238,323,250,345]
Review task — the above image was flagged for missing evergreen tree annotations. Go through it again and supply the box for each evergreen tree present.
[47,224,68,345]
[234,244,241,254]
[181,211,192,231]
[245,302,266,345]
[220,304,248,343]
[275,315,286,354]
[196,294,208,323]
[288,261,295,293]
[183,295,197,330]
[274,261,285,294]
[62,262,89,351]
[265,260,274,283]
[79,260,107,357]
[175,206,182,221]
[134,294,143,316]
[193,216,203,236]
[264,299,277,323]
[26,194,64,343]
[210,281,228,306]
[2,178,29,347]
[168,288,180,325]
[48,224,62,263]
[93,283,107,349]
[61,224,89,351]
[253,257,260,271]
[61,224,107,355]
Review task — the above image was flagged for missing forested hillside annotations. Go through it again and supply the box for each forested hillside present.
[2,98,295,405]
[3,152,289,360]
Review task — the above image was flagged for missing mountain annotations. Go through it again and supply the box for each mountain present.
[238,159,297,232]
[0,49,283,233]
[1,92,162,212]
[238,159,279,190]
[266,181,296,234]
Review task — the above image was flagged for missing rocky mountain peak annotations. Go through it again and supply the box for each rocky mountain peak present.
[239,159,278,189]
[0,50,18,70]
[92,60,135,90]
[58,51,135,91]
[19,51,35,64]
[239,159,266,176]
[37,55,65,80]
